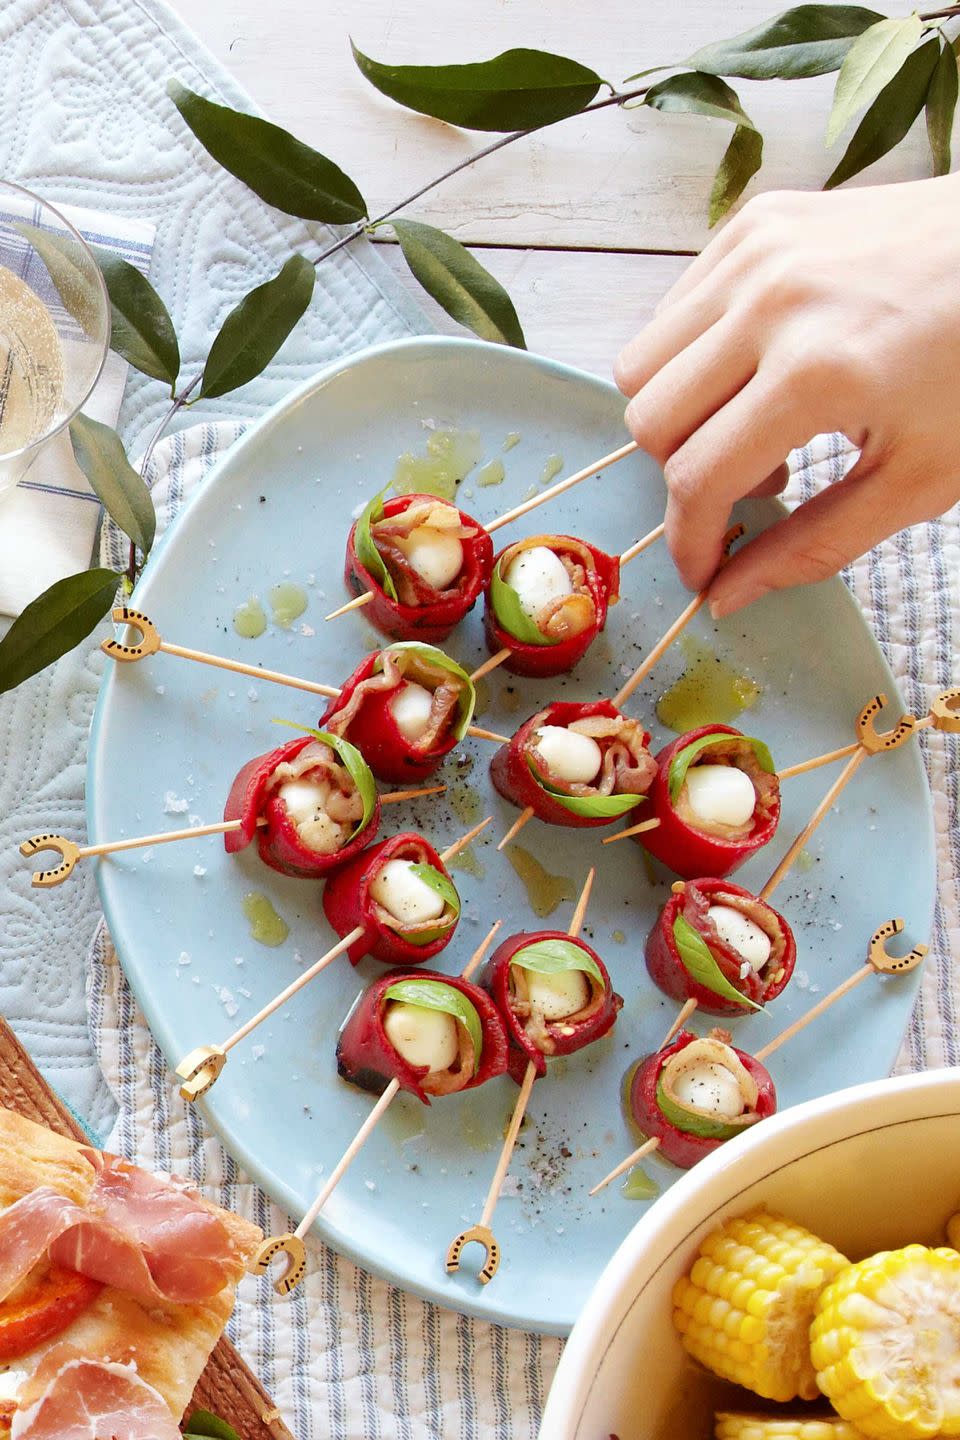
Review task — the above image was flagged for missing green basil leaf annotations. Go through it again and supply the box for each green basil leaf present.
[353,488,398,602]
[489,556,558,647]
[381,641,476,739]
[825,38,940,187]
[167,80,366,223]
[926,39,958,176]
[351,43,602,130]
[672,913,761,1012]
[510,936,604,987]
[655,1073,755,1140]
[644,72,756,129]
[14,224,106,340]
[69,414,156,556]
[383,978,482,1073]
[90,248,180,387]
[709,125,764,226]
[200,254,315,400]
[528,757,643,820]
[390,220,525,349]
[271,723,377,838]
[407,862,460,914]
[0,569,120,695]
[183,1412,241,1440]
[688,6,884,80]
[667,732,775,804]
[826,14,922,146]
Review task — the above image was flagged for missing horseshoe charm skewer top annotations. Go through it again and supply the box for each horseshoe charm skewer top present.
[249,1233,308,1296]
[19,834,81,889]
[445,1224,501,1285]
[100,607,162,662]
[867,918,928,975]
[930,687,960,733]
[855,694,918,754]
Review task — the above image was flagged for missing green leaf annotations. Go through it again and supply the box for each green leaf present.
[644,72,756,129]
[353,488,398,602]
[527,755,643,820]
[351,43,602,131]
[926,39,958,176]
[91,248,180,387]
[272,724,377,838]
[0,569,120,696]
[400,862,460,943]
[383,978,482,1073]
[709,125,764,226]
[510,936,604,987]
[825,38,940,188]
[826,14,922,146]
[655,1073,755,1140]
[672,913,761,1012]
[183,1412,241,1440]
[667,733,775,804]
[200,255,315,400]
[390,220,525,349]
[489,556,557,646]
[69,414,156,556]
[688,6,884,80]
[381,641,476,740]
[15,225,106,340]
[167,80,366,223]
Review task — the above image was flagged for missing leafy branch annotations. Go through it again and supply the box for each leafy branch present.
[1,2,958,696]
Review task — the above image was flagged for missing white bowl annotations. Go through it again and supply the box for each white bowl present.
[539,1068,960,1440]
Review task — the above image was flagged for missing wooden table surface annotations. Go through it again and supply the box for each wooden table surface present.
[182,0,926,380]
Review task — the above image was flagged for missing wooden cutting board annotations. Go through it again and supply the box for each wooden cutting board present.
[0,1016,294,1440]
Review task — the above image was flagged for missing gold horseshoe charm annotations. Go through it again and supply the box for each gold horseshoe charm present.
[931,688,960,734]
[249,1232,308,1296]
[722,523,746,557]
[867,918,928,975]
[445,1224,501,1285]
[100,606,162,662]
[19,834,81,889]
[855,694,918,755]
[175,1045,227,1102]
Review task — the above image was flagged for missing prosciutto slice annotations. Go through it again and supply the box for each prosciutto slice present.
[12,1353,180,1440]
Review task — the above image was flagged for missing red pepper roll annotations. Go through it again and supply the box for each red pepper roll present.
[319,642,474,784]
[336,969,509,1105]
[645,879,796,1016]
[490,700,656,829]
[481,930,623,1085]
[322,832,460,967]
[344,491,493,644]
[483,534,620,678]
[635,725,781,878]
[625,1029,777,1169]
[223,731,380,879]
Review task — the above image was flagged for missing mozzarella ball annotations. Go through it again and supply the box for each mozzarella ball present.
[390,681,434,742]
[516,966,589,1021]
[384,1002,458,1072]
[278,779,329,825]
[404,525,464,590]
[0,1371,26,1402]
[673,1062,744,1119]
[533,725,602,784]
[370,859,447,926]
[684,764,756,829]
[707,903,772,972]
[504,545,572,619]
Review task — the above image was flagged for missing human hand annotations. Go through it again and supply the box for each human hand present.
[614,175,960,617]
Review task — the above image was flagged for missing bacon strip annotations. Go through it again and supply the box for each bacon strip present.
[12,1354,180,1440]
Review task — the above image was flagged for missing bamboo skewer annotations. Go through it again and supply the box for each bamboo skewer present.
[590,917,927,1198]
[249,918,505,1295]
[760,750,868,901]
[470,648,512,683]
[324,591,374,621]
[600,816,661,847]
[496,806,535,852]
[445,869,596,1285]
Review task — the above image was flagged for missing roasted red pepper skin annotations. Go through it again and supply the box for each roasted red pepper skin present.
[322,832,458,967]
[222,734,380,879]
[627,1030,777,1168]
[645,879,796,1015]
[344,493,493,644]
[336,969,509,1105]
[634,724,781,879]
[482,536,621,678]
[481,929,623,1085]
[318,651,459,784]
[491,700,649,830]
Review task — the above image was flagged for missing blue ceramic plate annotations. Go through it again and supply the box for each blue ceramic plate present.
[88,337,935,1335]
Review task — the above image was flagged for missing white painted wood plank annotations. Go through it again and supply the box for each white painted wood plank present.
[181,0,935,252]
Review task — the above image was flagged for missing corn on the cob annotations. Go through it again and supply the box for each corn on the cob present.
[811,1244,960,1439]
[672,1210,849,1402]
[715,1415,862,1439]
